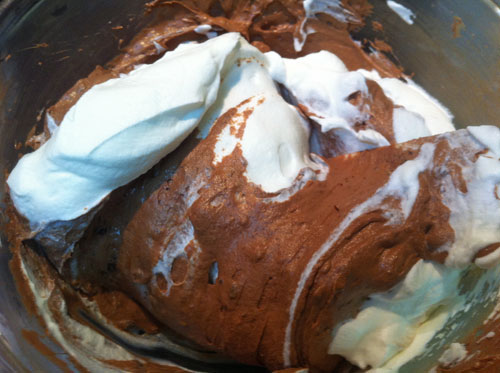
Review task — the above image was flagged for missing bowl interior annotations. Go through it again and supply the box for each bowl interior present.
[1,0,500,371]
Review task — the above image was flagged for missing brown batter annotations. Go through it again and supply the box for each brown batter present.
[6,1,500,373]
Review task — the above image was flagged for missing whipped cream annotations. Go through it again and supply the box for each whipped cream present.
[330,260,458,369]
[442,126,500,268]
[9,34,324,226]
[378,78,455,136]
[8,33,242,227]
[327,128,500,371]
[331,259,500,372]
[213,93,321,193]
[438,343,467,367]
[205,39,323,193]
[386,1,416,25]
[360,69,455,141]
[268,51,455,155]
[468,124,500,157]
[267,51,391,154]
[240,94,320,193]
[9,31,458,227]
[267,51,369,132]
[197,38,279,138]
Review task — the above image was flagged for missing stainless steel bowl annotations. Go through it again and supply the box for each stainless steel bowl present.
[1,0,500,371]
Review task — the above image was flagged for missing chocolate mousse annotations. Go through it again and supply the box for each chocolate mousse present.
[5,1,500,373]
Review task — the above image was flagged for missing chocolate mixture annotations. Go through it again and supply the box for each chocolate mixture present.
[6,1,500,372]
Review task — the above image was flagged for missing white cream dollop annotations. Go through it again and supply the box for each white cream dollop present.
[267,50,392,154]
[267,50,369,133]
[360,69,455,142]
[378,78,455,136]
[441,126,500,268]
[206,39,323,193]
[329,260,460,369]
[330,260,500,372]
[438,343,468,367]
[8,33,242,227]
[216,93,320,193]
[468,124,500,157]
[197,37,279,139]
[386,1,416,25]
[268,51,456,156]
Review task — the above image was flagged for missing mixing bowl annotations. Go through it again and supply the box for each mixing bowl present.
[1,0,500,371]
